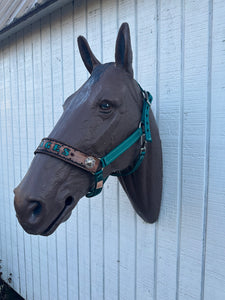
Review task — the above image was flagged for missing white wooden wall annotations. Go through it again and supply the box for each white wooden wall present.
[0,0,225,299]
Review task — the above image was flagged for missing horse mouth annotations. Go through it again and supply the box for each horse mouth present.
[41,196,75,236]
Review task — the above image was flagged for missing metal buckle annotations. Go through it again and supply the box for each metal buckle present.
[139,120,144,130]
[142,90,152,107]
[141,144,146,153]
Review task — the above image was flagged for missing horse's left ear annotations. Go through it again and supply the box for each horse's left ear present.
[78,36,101,74]
[115,22,133,77]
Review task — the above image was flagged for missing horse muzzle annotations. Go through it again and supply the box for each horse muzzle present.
[14,187,76,236]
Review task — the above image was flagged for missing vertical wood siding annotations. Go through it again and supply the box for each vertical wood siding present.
[0,0,225,299]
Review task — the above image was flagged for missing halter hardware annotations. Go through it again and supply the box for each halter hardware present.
[35,84,153,198]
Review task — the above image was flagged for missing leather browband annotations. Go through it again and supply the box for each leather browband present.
[35,138,101,174]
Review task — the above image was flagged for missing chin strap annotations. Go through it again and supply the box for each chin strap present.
[35,84,153,198]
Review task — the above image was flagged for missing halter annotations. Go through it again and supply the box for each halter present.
[35,84,152,197]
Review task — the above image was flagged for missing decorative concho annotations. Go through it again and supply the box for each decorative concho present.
[85,156,96,169]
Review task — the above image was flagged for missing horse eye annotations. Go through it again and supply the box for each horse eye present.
[99,101,112,112]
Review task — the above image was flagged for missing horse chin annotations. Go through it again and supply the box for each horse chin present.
[40,210,72,236]
[17,202,75,236]
[38,193,79,236]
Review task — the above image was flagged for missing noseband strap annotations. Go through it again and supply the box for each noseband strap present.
[34,138,101,174]
[35,84,152,198]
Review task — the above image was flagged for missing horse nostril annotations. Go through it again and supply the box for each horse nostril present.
[65,196,74,206]
[31,201,42,217]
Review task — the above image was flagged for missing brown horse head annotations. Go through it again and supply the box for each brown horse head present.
[14,23,162,236]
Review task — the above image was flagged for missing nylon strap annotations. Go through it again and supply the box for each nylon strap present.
[112,148,146,177]
[86,170,104,197]
[101,127,143,168]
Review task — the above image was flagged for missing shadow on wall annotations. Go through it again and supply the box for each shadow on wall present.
[0,274,24,300]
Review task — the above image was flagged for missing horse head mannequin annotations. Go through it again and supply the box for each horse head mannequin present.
[14,23,162,236]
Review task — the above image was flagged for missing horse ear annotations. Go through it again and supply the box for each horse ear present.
[115,22,133,77]
[77,36,101,74]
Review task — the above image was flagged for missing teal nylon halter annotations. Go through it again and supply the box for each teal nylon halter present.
[35,84,153,198]
[86,85,152,197]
